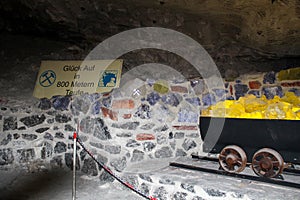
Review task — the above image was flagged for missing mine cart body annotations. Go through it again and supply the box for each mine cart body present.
[200,117,300,164]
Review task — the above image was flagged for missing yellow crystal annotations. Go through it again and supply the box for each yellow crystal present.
[244,97,267,113]
[201,92,300,120]
[281,92,300,106]
[264,103,286,119]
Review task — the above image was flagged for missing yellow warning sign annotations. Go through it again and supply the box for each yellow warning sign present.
[33,60,123,98]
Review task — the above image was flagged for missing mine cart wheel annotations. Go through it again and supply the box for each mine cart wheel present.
[218,145,247,173]
[251,148,284,178]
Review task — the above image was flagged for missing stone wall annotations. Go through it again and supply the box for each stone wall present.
[1,68,300,179]
[0,79,203,178]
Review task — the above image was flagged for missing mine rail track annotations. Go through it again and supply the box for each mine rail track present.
[169,155,300,189]
[191,154,300,176]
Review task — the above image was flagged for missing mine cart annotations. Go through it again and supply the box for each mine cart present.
[200,117,300,178]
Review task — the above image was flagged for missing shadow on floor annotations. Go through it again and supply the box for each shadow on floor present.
[0,169,72,200]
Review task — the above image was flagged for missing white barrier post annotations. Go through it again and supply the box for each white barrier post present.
[72,130,77,200]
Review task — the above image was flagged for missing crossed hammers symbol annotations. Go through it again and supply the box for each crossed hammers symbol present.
[41,71,55,85]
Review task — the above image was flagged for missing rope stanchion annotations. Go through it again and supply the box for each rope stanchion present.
[72,131,77,200]
[76,137,157,200]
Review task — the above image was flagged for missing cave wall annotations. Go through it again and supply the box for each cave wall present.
[0,1,299,198]
[0,1,299,172]
[0,67,300,198]
[0,0,299,80]
[1,69,300,172]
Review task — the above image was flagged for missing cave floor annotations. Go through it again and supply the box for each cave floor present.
[0,168,141,200]
[1,157,300,200]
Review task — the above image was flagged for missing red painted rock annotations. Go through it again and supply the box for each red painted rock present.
[136,133,155,141]
[101,107,118,121]
[171,85,188,93]
[229,85,233,95]
[173,126,198,130]
[122,114,132,119]
[112,99,135,109]
[249,81,262,89]
[281,82,300,87]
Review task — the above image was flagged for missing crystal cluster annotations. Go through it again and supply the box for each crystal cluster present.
[202,92,300,120]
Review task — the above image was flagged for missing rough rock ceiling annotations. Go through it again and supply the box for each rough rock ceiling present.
[0,0,299,79]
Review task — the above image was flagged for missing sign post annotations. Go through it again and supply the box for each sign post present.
[33,60,123,98]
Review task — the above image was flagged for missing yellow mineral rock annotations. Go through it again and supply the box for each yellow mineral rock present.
[264,103,286,119]
[227,102,245,117]
[244,97,267,113]
[296,111,300,119]
[281,92,300,106]
[201,92,300,120]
